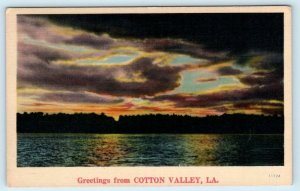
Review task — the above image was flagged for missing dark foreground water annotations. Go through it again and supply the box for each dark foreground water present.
[17,134,283,167]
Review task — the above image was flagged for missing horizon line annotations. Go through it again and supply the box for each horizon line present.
[17,111,283,120]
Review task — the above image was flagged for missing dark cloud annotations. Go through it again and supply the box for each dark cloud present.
[235,53,283,74]
[233,101,283,109]
[65,33,115,49]
[250,53,283,70]
[235,54,284,110]
[243,82,283,100]
[18,43,185,97]
[18,43,72,63]
[18,16,121,50]
[260,107,284,115]
[36,92,123,104]
[17,43,73,88]
[151,82,283,108]
[239,72,280,86]
[237,54,283,90]
[142,39,227,61]
[21,103,57,107]
[40,14,283,53]
[232,101,283,115]
[18,16,70,44]
[217,66,242,76]
[197,77,218,82]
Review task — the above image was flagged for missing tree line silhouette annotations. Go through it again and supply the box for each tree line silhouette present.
[17,112,284,134]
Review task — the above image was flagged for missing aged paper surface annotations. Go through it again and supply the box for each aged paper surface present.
[6,6,292,186]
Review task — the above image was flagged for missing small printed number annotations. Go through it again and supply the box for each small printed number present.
[269,174,280,178]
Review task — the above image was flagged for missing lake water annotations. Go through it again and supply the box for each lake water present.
[17,134,283,167]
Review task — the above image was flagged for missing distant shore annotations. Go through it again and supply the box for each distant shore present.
[17,112,284,134]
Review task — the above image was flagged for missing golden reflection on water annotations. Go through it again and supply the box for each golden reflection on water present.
[86,134,128,166]
[85,134,223,166]
[181,134,220,165]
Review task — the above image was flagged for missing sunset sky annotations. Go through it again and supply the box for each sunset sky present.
[17,14,284,119]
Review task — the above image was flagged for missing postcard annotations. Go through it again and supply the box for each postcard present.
[6,6,292,186]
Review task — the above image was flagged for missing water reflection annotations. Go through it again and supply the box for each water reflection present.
[17,134,283,167]
[181,134,220,165]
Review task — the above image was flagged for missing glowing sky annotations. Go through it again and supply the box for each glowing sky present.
[17,14,284,119]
